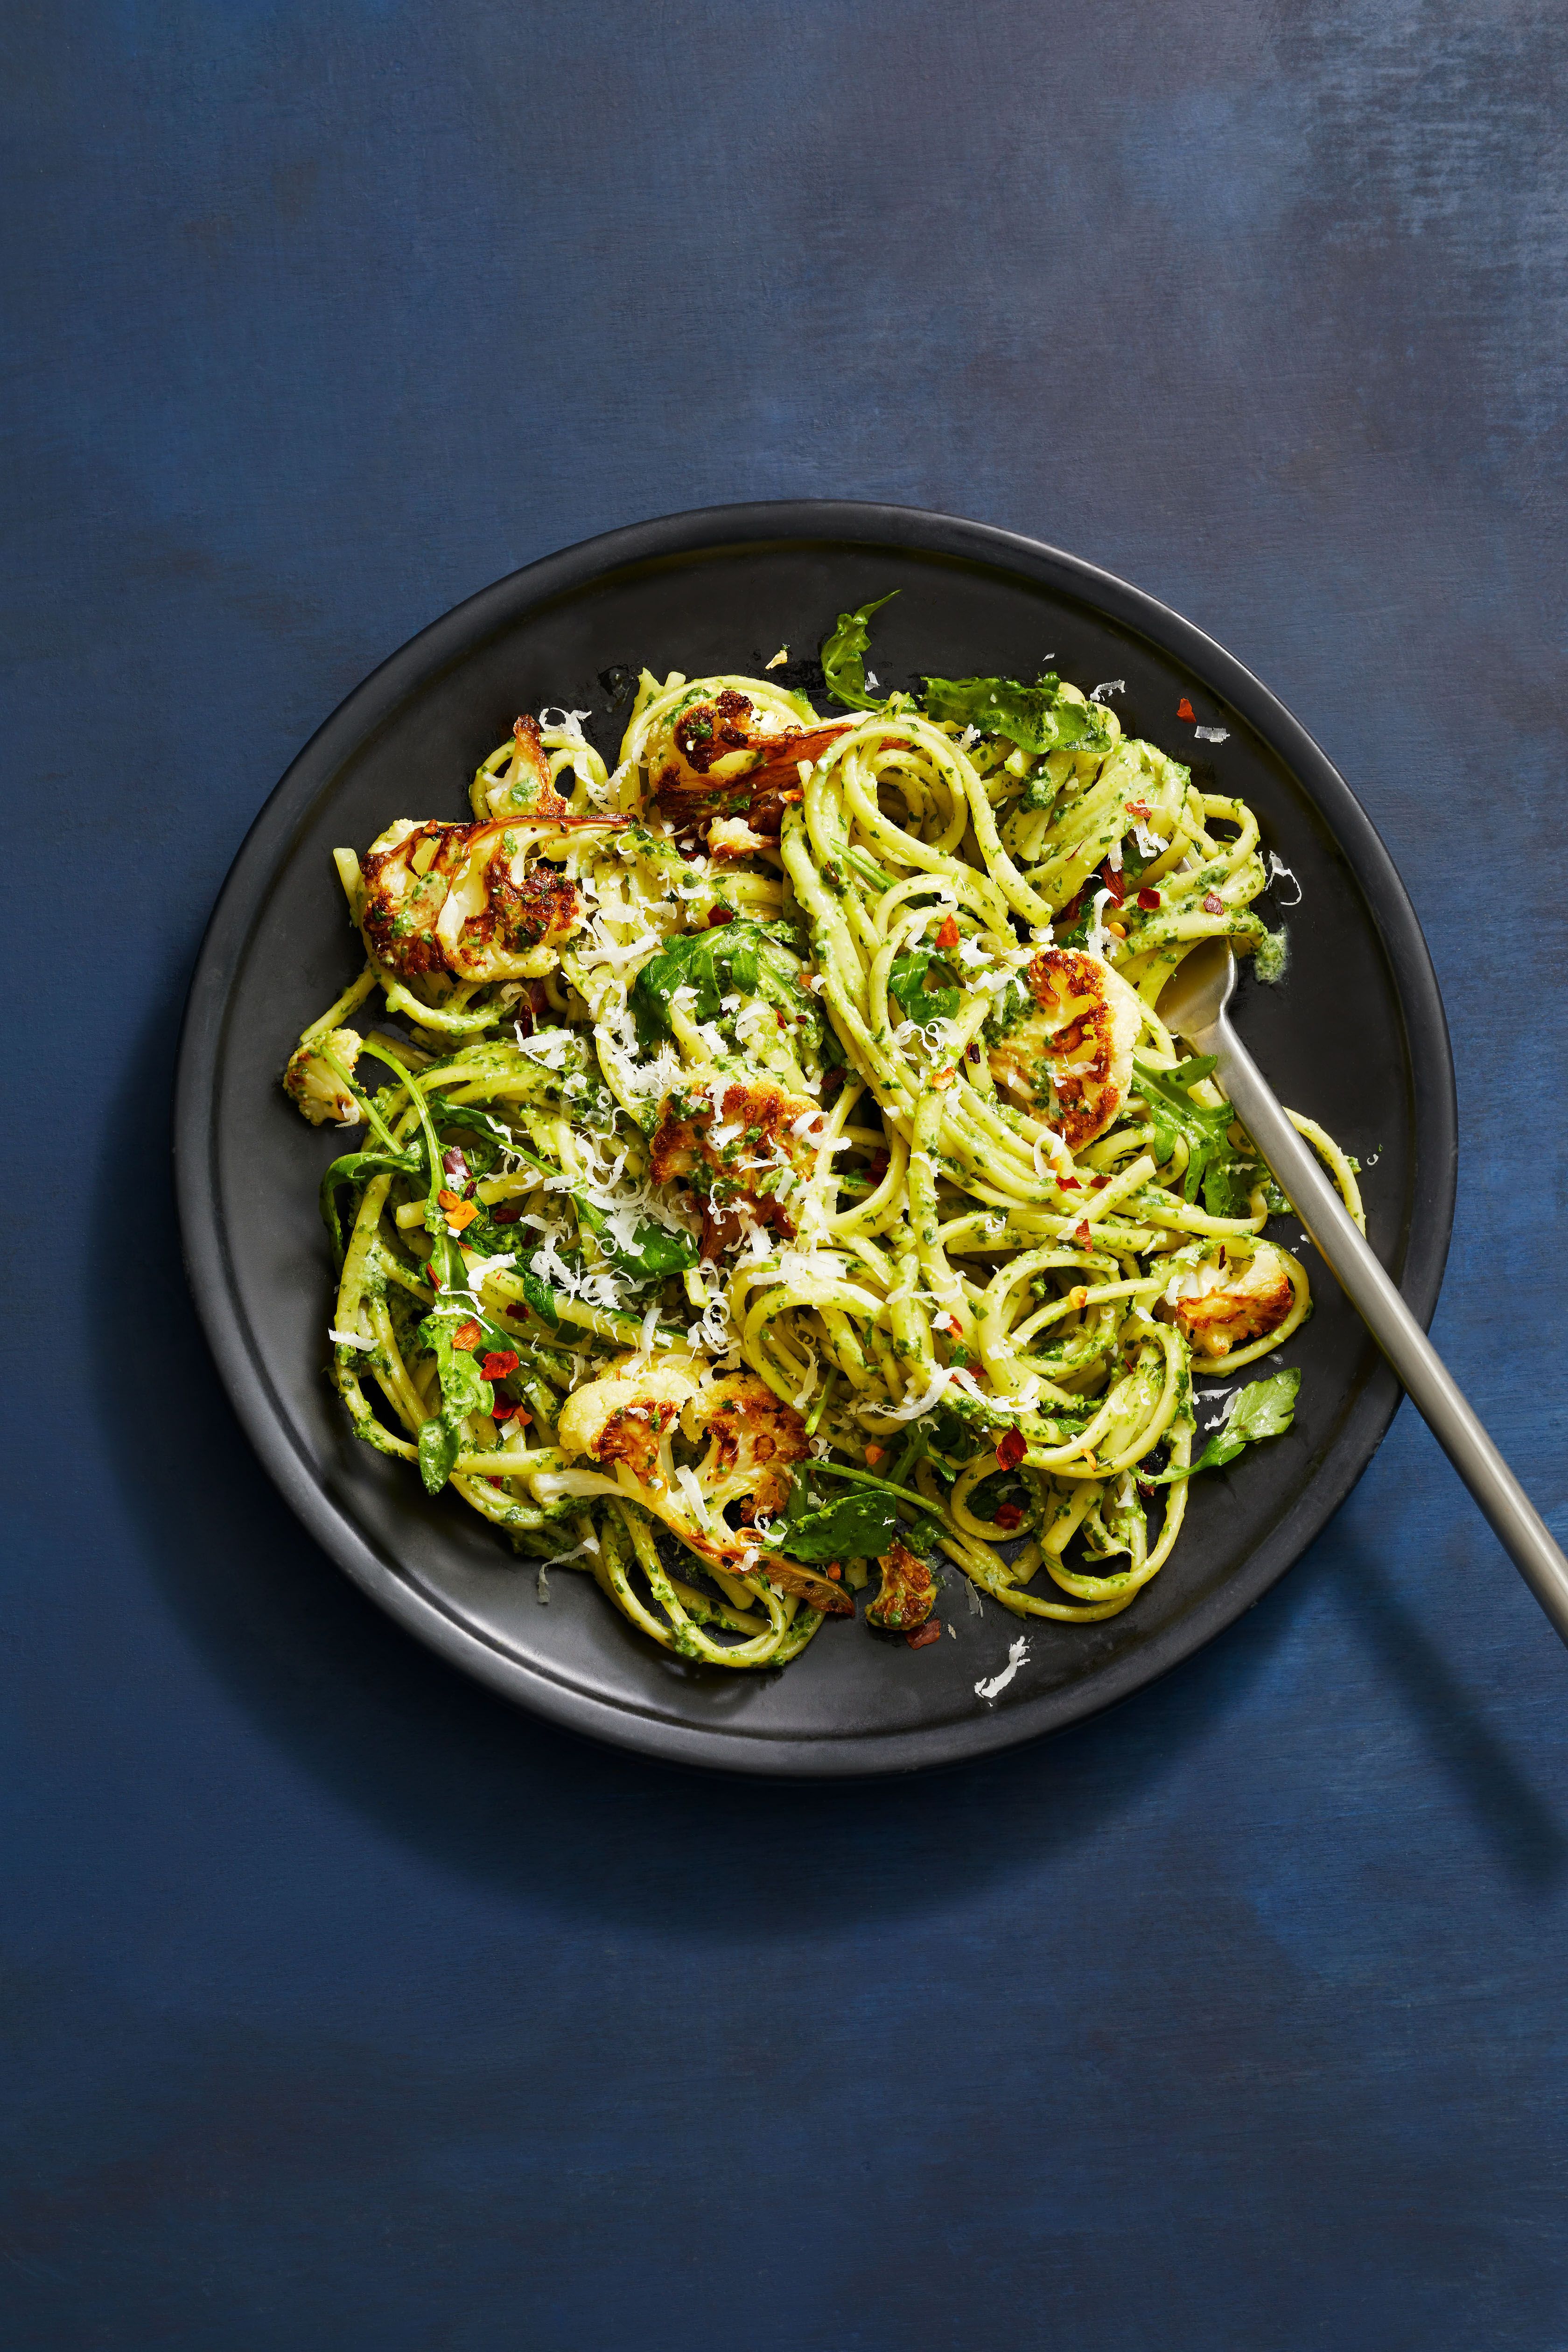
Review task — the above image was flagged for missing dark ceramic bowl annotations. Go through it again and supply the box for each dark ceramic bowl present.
[174,502,1455,1776]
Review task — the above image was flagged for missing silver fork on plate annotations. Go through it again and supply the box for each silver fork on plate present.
[1158,938,1568,1649]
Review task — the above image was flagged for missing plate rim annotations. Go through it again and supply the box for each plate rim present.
[173,498,1457,1778]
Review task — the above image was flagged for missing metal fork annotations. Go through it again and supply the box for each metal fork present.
[1158,938,1568,1648]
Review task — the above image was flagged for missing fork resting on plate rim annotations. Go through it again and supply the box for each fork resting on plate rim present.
[1159,938,1568,1651]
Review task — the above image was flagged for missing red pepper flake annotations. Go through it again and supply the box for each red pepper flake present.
[491,1200,525,1224]
[452,1318,482,1351]
[1177,697,1195,721]
[1074,1220,1093,1248]
[1203,891,1224,914]
[1125,799,1151,819]
[864,1444,885,1465]
[1090,1175,1110,1190]
[996,1426,1028,1472]
[931,1066,955,1091]
[966,1040,980,1064]
[1136,887,1162,910]
[935,914,960,951]
[481,1351,519,1381]
[826,1562,842,1580]
[907,1617,943,1650]
[707,904,735,927]
[507,1303,530,1321]
[994,1503,1025,1532]
[486,1476,504,1489]
[1057,1176,1081,1190]
[1099,860,1126,905]
[867,1150,889,1183]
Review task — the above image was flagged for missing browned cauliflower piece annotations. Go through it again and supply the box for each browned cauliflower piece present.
[282,1028,363,1126]
[1161,1240,1295,1360]
[554,1354,851,1617]
[866,1537,938,1631]
[988,945,1142,1151]
[358,812,622,984]
[693,1372,810,1524]
[471,714,572,821]
[645,687,852,838]
[555,1357,699,1476]
[650,1078,822,1258]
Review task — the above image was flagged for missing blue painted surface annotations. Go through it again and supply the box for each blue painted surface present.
[5,3,1567,2344]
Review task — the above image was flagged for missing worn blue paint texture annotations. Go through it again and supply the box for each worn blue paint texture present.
[4,3,1567,2346]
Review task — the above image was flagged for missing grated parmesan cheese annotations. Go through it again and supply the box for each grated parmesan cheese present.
[975,1635,1030,1702]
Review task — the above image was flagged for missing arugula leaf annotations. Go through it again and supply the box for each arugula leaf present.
[519,1269,565,1330]
[629,918,802,1054]
[1134,1054,1264,1218]
[417,1416,462,1496]
[1143,1369,1301,1484]
[577,1199,698,1287]
[820,594,897,712]
[919,673,1113,755]
[888,949,959,1028]
[319,1148,420,1267]
[771,1485,902,1561]
[412,1313,495,1496]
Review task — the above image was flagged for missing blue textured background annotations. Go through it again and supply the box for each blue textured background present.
[6,4,1568,2345]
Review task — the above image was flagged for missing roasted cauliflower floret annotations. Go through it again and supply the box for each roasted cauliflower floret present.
[987,946,1142,1150]
[692,1372,810,1523]
[650,1078,823,1257]
[282,1028,364,1126]
[866,1537,938,1631]
[359,813,618,985]
[645,686,851,838]
[706,815,775,860]
[556,1355,699,1477]
[471,714,571,822]
[1160,1240,1295,1360]
[556,1354,851,1617]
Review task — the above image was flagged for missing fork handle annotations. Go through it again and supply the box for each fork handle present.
[1206,1019,1568,1647]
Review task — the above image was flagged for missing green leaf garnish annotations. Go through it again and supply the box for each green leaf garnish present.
[628,917,807,1055]
[919,673,1112,755]
[1144,1368,1302,1484]
[820,593,898,712]
[888,949,959,1028]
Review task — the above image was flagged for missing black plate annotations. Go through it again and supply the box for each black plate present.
[175,502,1456,1777]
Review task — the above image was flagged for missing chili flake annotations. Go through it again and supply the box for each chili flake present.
[1137,887,1161,910]
[1074,1219,1093,1248]
[452,1318,482,1351]
[935,914,960,951]
[707,905,735,927]
[481,1351,519,1381]
[907,1617,943,1650]
[1177,697,1195,721]
[1203,890,1224,914]
[996,1426,1028,1472]
[994,1503,1025,1532]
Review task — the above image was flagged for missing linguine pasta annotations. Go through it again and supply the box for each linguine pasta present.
[282,606,1361,1672]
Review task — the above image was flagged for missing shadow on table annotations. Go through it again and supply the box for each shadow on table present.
[105,969,1567,1933]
